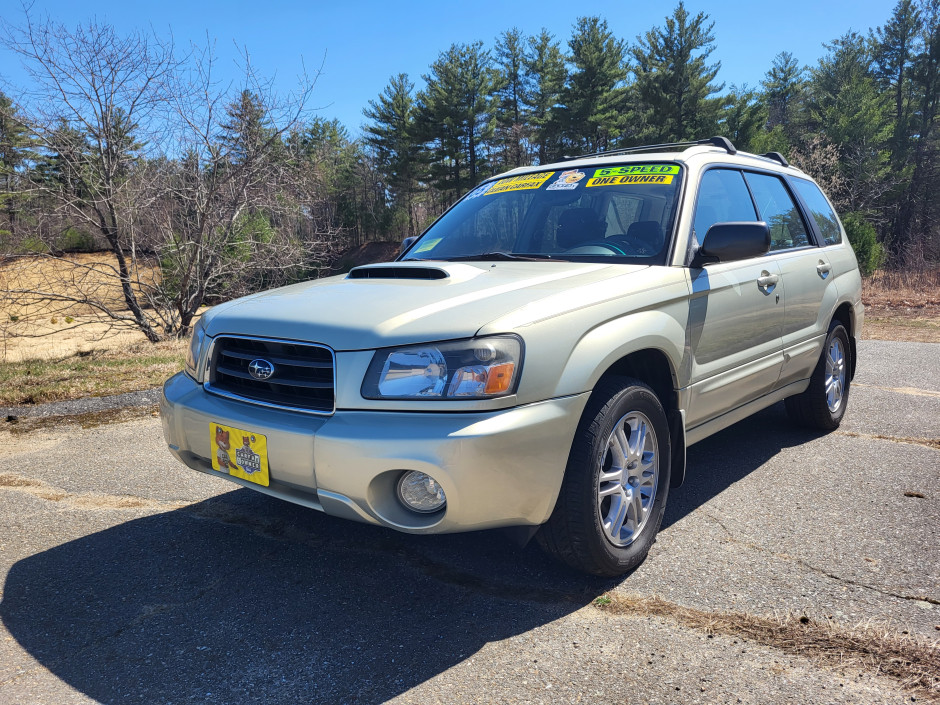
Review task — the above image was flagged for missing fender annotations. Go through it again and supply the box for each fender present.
[551,308,687,398]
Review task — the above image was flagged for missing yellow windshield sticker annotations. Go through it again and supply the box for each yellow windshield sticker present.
[587,164,679,187]
[588,174,674,186]
[485,171,554,195]
[594,164,680,177]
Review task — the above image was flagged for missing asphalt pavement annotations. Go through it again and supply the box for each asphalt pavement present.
[0,340,937,704]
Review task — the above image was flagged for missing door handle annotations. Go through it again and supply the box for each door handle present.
[757,272,779,291]
[816,261,831,279]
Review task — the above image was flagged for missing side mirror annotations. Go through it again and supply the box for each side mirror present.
[399,236,417,255]
[693,222,771,266]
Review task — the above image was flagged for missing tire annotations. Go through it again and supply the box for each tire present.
[785,320,851,430]
[538,377,671,577]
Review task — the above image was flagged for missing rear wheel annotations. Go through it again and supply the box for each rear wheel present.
[785,320,851,430]
[538,378,671,576]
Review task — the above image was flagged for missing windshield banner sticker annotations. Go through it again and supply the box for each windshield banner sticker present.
[485,171,554,195]
[546,169,586,191]
[587,164,680,187]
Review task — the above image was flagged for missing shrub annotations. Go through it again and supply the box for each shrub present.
[57,227,96,252]
[842,212,885,277]
[16,236,49,254]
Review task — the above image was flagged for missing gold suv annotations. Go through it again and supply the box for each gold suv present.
[162,137,863,576]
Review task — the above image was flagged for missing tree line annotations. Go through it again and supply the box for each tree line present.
[363,0,938,272]
[0,1,936,341]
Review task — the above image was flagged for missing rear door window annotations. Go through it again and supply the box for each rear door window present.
[743,172,810,251]
[791,177,843,245]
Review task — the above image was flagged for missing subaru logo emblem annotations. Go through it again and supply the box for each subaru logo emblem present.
[248,358,275,380]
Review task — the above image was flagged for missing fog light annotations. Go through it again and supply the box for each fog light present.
[397,471,446,513]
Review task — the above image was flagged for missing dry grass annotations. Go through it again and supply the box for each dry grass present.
[595,593,940,700]
[862,270,940,343]
[0,315,155,363]
[0,252,160,315]
[0,340,185,406]
[863,269,940,312]
[0,253,163,362]
[0,254,186,405]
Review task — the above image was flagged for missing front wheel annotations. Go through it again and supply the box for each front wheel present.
[538,378,671,576]
[785,320,852,430]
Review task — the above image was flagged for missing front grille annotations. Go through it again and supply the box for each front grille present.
[207,336,335,414]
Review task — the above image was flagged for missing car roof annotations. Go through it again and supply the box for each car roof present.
[493,144,809,182]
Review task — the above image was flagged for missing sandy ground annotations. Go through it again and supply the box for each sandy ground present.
[0,253,162,362]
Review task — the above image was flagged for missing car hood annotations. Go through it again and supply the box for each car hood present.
[202,260,649,350]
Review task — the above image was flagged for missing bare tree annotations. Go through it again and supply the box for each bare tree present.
[153,41,331,335]
[1,12,178,341]
[1,13,344,341]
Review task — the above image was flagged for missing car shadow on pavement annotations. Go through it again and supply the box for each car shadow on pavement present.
[1,401,817,704]
[1,486,609,704]
[663,401,824,532]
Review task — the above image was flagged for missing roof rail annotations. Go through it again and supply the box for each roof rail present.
[760,151,789,167]
[562,136,737,162]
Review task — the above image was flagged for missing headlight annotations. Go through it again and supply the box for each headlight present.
[361,336,523,400]
[184,318,208,381]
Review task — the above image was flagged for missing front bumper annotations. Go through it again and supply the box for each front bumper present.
[161,372,588,533]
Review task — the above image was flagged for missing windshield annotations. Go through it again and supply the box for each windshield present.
[402,162,683,264]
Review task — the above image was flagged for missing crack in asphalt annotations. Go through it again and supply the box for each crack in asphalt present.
[853,383,940,399]
[835,430,940,451]
[700,510,940,608]
[0,473,191,512]
[593,592,940,699]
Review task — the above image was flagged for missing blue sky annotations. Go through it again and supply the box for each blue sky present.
[1,0,894,136]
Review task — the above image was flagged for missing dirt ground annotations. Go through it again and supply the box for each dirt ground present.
[861,270,940,343]
[0,253,161,362]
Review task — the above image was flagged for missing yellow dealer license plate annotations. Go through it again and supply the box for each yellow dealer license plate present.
[210,422,269,487]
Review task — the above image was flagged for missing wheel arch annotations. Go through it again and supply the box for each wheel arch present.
[831,301,857,380]
[592,348,687,489]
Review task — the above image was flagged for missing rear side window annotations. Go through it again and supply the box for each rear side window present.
[692,169,758,244]
[743,172,810,251]
[792,177,843,245]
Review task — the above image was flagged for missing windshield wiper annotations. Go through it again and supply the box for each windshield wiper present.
[439,251,557,262]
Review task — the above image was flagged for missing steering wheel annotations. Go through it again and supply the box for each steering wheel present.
[564,241,629,255]
[566,237,661,256]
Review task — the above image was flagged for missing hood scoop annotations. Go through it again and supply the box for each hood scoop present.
[347,264,449,280]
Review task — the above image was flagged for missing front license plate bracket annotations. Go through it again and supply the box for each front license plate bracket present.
[209,422,270,487]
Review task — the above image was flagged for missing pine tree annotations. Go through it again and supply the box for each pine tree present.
[807,32,892,214]
[417,42,496,205]
[292,117,363,237]
[761,52,806,137]
[632,2,723,143]
[219,90,275,166]
[524,29,567,164]
[874,0,922,153]
[557,17,628,153]
[493,28,530,168]
[363,73,423,235]
[716,87,766,152]
[898,0,940,265]
[0,92,36,241]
